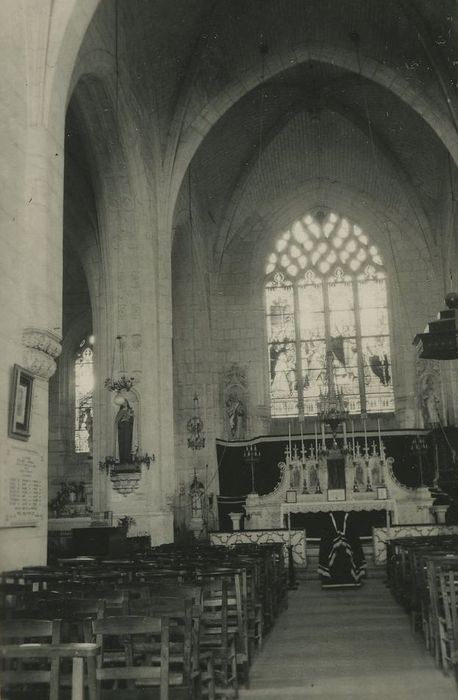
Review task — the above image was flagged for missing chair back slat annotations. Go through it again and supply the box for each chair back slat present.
[0,618,62,700]
[93,614,162,636]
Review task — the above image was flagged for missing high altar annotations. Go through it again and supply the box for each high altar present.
[244,433,436,530]
[244,349,437,531]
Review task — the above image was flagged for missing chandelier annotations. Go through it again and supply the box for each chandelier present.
[317,350,349,437]
[187,394,206,451]
[104,335,136,395]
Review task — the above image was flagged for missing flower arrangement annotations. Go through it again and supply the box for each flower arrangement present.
[99,456,121,472]
[104,375,136,392]
[48,481,88,516]
[117,515,136,531]
[99,448,154,473]
[131,448,154,468]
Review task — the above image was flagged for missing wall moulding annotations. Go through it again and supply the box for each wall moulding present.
[22,328,62,380]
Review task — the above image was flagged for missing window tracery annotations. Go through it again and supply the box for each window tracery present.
[265,211,394,418]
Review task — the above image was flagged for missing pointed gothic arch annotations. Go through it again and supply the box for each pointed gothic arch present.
[265,208,394,418]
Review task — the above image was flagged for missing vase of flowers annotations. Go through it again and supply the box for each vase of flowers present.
[117,515,136,532]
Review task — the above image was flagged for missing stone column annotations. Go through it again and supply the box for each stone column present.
[228,512,243,531]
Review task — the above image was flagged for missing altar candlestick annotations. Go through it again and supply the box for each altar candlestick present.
[351,419,355,457]
[288,422,292,458]
[314,422,318,457]
[300,424,305,461]
[343,421,347,447]
[321,422,326,448]
[363,418,368,452]
[377,417,383,457]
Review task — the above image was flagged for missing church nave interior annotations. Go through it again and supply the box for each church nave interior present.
[2,0,458,697]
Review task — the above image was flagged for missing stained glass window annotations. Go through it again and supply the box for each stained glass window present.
[75,336,94,452]
[265,211,394,418]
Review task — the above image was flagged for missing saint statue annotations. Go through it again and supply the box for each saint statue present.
[190,472,205,518]
[116,399,135,463]
[79,406,93,453]
[226,395,245,438]
[422,376,441,428]
[85,408,93,453]
[290,464,301,489]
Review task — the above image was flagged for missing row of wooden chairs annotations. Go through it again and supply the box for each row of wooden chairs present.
[0,618,99,700]
[387,534,458,687]
[1,542,288,699]
[0,611,207,700]
[1,584,220,698]
[4,543,287,656]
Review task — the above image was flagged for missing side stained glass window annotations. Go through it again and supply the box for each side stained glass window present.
[265,211,394,418]
[266,276,297,417]
[75,337,94,453]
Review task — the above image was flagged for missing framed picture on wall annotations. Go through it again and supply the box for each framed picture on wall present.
[8,364,34,440]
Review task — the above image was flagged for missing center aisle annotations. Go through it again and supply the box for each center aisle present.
[240,577,456,699]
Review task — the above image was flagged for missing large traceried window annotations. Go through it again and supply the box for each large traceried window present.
[265,211,394,418]
[74,336,94,453]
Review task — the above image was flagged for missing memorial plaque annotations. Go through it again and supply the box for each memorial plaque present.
[1,453,43,527]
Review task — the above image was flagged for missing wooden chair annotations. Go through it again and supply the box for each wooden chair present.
[232,556,263,655]
[0,618,61,700]
[437,558,458,679]
[0,641,99,700]
[200,579,238,698]
[85,613,198,699]
[128,595,215,700]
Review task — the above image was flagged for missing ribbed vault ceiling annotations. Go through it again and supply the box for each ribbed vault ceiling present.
[66,0,458,257]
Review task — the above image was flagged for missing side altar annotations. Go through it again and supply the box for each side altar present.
[244,436,435,530]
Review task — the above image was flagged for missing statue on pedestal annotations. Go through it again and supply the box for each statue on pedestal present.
[421,375,441,428]
[223,364,247,440]
[189,470,205,538]
[116,398,135,463]
[226,395,245,439]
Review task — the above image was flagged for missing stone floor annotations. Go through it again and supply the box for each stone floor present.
[240,576,457,699]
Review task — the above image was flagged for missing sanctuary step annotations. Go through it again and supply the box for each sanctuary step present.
[297,565,385,583]
[239,578,457,699]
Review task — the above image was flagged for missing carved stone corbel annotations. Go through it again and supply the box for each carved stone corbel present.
[22,327,62,379]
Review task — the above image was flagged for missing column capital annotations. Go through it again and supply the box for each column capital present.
[22,327,62,379]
